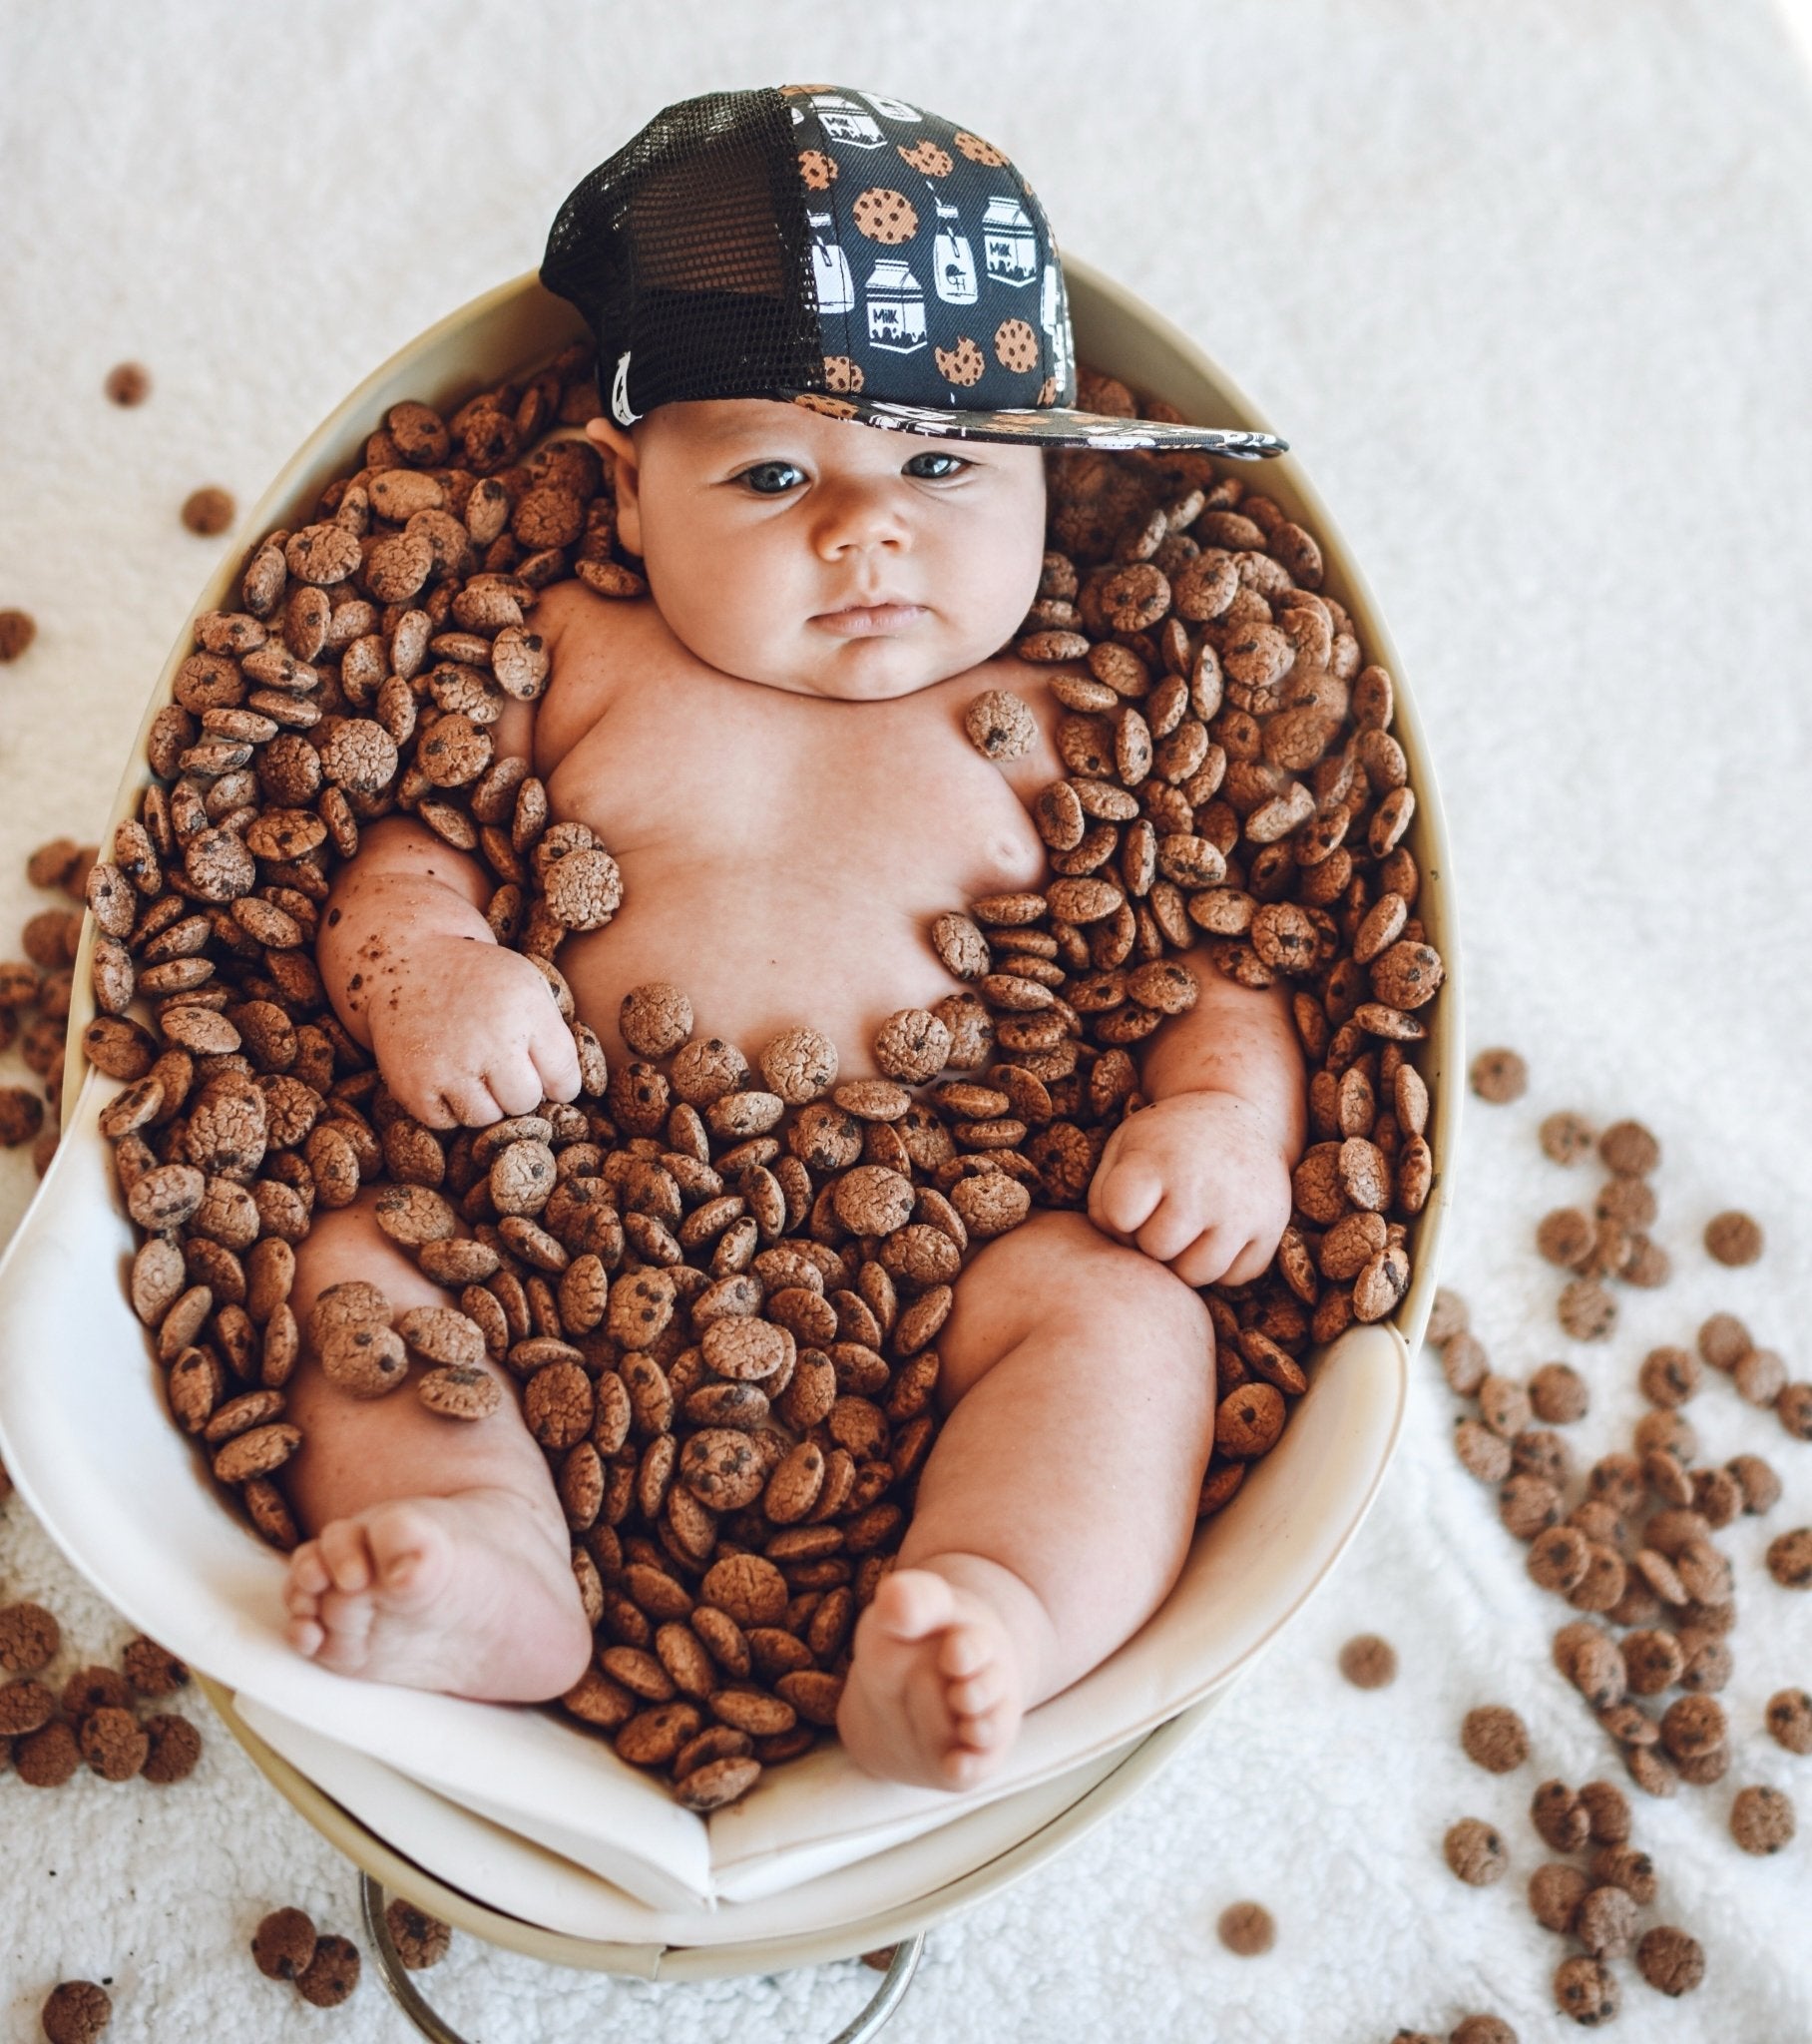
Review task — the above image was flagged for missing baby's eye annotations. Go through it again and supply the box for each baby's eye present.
[736,460,806,495]
[903,451,970,481]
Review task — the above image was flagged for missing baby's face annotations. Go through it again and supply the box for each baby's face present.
[584,398,1048,701]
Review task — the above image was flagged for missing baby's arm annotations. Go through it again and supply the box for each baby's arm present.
[1087,949,1306,1287]
[318,813,580,1130]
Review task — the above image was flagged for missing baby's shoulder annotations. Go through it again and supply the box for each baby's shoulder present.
[519,578,647,777]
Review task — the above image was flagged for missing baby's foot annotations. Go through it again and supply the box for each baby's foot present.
[836,1566,1028,1790]
[280,1484,594,1703]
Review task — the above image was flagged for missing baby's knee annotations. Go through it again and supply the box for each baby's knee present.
[940,1210,1212,1401]
[291,1187,449,1319]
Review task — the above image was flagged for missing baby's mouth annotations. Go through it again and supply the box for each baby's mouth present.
[812,603,926,637]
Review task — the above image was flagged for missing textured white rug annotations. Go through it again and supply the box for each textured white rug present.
[3,2,1810,2038]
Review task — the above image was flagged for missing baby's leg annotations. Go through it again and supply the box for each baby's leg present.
[274,1187,593,1702]
[836,1209,1216,1790]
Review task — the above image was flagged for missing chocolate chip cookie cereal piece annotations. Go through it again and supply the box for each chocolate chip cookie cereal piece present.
[104,358,151,405]
[253,1907,320,1984]
[1696,1310,1752,1370]
[1636,1924,1704,1997]
[759,1025,838,1103]
[1703,1208,1763,1265]
[1531,1780,1590,1853]
[0,1601,60,1674]
[1469,1047,1528,1103]
[1767,1528,1812,1589]
[1449,2018,1517,2044]
[181,485,235,536]
[871,1008,951,1085]
[1597,1118,1659,1177]
[1426,1287,1469,1344]
[418,1364,504,1421]
[1461,1704,1529,1773]
[1337,1633,1398,1689]
[141,1712,203,1783]
[1444,1816,1509,1885]
[40,1981,112,2044]
[1574,1882,1637,1960]
[1553,1954,1618,2027]
[0,607,36,662]
[1577,1780,1630,1845]
[1557,1278,1615,1341]
[963,688,1038,761]
[1729,1783,1796,1853]
[16,1719,81,1786]
[1539,1110,1594,1164]
[384,1898,453,1969]
[295,1930,361,2006]
[1215,1900,1275,1955]
[121,1635,188,1698]
[1765,1687,1812,1755]
[1529,1361,1588,1424]
[620,981,693,1056]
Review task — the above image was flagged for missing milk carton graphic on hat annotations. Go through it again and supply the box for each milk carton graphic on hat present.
[1040,260,1072,389]
[932,200,978,305]
[864,256,927,352]
[982,195,1039,288]
[852,89,922,122]
[803,91,883,147]
[805,210,855,313]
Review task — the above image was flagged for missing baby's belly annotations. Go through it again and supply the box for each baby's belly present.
[560,858,969,1084]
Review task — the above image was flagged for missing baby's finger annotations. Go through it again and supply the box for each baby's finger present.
[531,1021,584,1105]
[1132,1190,1209,1268]
[441,1076,505,1127]
[485,1056,546,1121]
[1094,1151,1164,1238]
[1218,1235,1271,1288]
[1169,1227,1235,1290]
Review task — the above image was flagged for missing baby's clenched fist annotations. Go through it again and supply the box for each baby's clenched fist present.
[1087,1089,1294,1289]
[363,932,582,1128]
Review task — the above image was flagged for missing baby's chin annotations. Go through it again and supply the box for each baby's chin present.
[717,630,978,703]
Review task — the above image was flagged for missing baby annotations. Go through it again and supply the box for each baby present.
[277,84,1307,1792]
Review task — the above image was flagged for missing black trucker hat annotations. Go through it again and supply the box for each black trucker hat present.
[539,84,1288,458]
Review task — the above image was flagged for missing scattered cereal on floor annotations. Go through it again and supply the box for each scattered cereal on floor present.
[0,608,36,662]
[295,1931,361,2006]
[1337,1633,1398,1688]
[1443,1816,1509,1884]
[103,361,151,405]
[1469,1047,1528,1103]
[1216,1900,1275,1955]
[39,1979,112,2044]
[1460,1705,1529,1774]
[1538,1111,1594,1164]
[1635,1924,1704,1997]
[1728,1784,1796,1854]
[251,1906,317,1982]
[1703,1209,1763,1266]
[384,1899,452,1970]
[180,485,235,536]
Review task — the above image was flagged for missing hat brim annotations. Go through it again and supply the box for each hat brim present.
[774,389,1287,458]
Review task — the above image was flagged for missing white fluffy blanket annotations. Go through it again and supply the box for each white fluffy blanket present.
[3,2,1810,2037]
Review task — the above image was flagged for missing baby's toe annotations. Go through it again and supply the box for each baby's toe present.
[871,1568,958,1643]
[936,1619,992,1682]
[954,1700,1010,1751]
[945,1662,1005,1720]
[363,1501,447,1604]
[315,1587,376,1660]
[318,1518,374,1593]
[284,1614,324,1657]
[288,1540,331,1598]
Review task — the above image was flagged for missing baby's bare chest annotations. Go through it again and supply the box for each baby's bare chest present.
[537,609,1063,1074]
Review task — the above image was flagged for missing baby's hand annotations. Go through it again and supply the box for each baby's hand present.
[365,933,582,1129]
[1087,1090,1293,1289]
